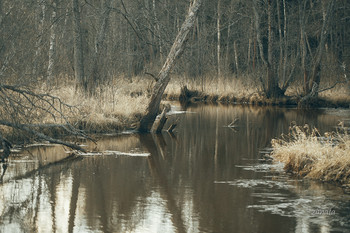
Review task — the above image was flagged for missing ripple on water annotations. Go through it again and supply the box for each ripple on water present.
[214,179,295,189]
[215,160,350,231]
[235,162,285,173]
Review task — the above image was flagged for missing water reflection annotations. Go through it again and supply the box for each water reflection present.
[0,104,349,232]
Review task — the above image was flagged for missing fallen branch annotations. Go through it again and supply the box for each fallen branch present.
[21,123,95,142]
[0,120,86,152]
[167,118,179,133]
[150,105,171,133]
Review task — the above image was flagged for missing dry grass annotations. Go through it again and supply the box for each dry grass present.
[271,124,350,185]
[165,74,264,104]
[47,77,151,132]
[33,74,348,132]
[166,74,258,98]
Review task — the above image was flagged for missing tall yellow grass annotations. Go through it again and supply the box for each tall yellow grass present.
[43,75,259,132]
[166,74,258,99]
[38,74,348,132]
[271,124,350,185]
[48,77,151,132]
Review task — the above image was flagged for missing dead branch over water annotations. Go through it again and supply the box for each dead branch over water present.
[0,84,89,158]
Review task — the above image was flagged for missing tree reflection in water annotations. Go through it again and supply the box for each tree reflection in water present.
[0,105,349,232]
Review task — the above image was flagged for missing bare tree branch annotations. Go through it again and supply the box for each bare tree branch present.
[0,120,86,152]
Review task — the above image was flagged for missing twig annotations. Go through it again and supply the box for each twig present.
[145,72,159,82]
[318,80,348,93]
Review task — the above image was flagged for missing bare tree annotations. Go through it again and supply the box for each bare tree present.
[0,84,89,158]
[139,0,203,132]
[88,0,112,94]
[47,0,58,84]
[72,0,85,90]
[217,0,221,77]
[33,0,47,76]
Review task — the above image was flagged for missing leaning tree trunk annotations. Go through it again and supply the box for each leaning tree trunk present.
[138,0,203,133]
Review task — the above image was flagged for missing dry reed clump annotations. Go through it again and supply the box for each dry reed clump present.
[271,124,350,185]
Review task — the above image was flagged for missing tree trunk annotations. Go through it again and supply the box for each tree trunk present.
[138,0,203,133]
[233,40,239,75]
[307,0,334,96]
[88,0,111,94]
[277,0,283,79]
[72,0,85,90]
[217,0,221,77]
[252,0,267,66]
[153,0,163,61]
[253,0,282,98]
[266,0,281,98]
[47,0,58,85]
[33,0,46,76]
[282,0,288,86]
[299,1,309,94]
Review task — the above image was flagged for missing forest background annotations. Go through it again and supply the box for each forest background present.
[0,0,349,142]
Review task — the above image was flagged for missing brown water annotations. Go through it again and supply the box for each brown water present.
[1,104,350,233]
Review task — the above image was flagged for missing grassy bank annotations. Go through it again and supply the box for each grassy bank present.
[166,77,350,107]
[49,77,151,133]
[31,75,349,134]
[271,124,350,186]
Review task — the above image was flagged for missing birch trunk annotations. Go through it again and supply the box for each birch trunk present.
[233,40,239,74]
[153,0,163,61]
[217,0,221,77]
[47,0,57,84]
[139,0,203,132]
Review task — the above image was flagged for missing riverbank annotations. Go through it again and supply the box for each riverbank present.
[4,75,348,143]
[45,75,350,132]
[271,124,350,187]
[165,77,350,108]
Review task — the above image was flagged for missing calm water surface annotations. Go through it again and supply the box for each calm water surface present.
[1,104,350,233]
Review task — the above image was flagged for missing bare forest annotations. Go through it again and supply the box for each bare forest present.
[1,1,350,231]
[0,0,349,147]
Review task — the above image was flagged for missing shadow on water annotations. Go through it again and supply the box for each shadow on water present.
[0,103,350,232]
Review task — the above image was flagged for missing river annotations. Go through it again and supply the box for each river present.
[0,103,350,232]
